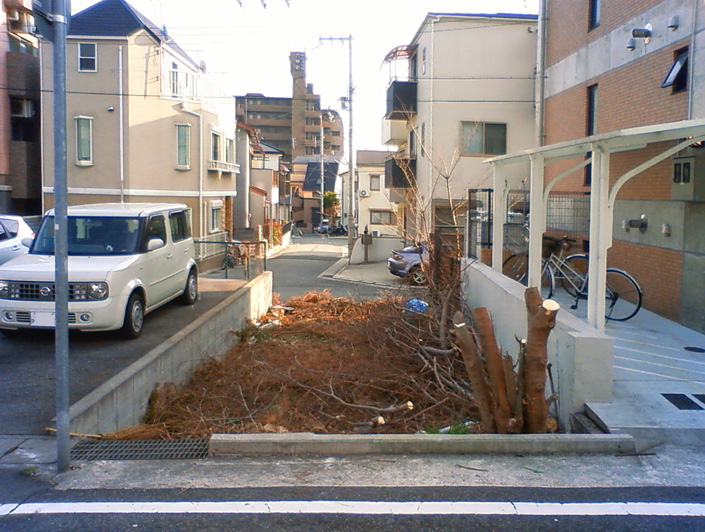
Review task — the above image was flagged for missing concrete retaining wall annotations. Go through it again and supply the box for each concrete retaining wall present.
[461,260,613,431]
[350,235,404,264]
[67,272,273,435]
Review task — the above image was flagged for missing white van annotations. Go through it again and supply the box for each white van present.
[0,203,198,338]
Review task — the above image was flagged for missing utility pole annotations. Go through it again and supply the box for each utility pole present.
[32,0,70,472]
[320,35,354,254]
[320,113,325,229]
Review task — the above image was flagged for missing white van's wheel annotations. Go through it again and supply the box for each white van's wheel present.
[121,293,144,339]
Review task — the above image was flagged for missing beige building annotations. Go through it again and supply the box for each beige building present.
[382,13,538,238]
[40,0,239,238]
[356,150,397,236]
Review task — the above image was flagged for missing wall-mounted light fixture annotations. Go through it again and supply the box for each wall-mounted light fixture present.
[632,23,653,44]
[626,38,636,51]
[662,223,672,237]
[107,106,115,112]
[621,213,648,232]
[668,16,679,31]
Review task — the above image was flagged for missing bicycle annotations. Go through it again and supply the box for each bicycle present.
[503,234,643,321]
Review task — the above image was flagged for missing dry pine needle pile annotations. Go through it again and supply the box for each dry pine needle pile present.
[142,290,480,439]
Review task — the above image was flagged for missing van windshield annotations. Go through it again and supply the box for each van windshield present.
[32,216,143,256]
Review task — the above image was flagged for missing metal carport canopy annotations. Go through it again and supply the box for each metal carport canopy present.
[484,118,705,331]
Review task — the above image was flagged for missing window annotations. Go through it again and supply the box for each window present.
[226,138,235,163]
[589,0,600,30]
[370,210,395,225]
[662,48,689,93]
[170,61,180,98]
[212,132,221,161]
[169,211,191,242]
[176,124,191,169]
[78,43,97,72]
[143,215,167,250]
[75,116,93,165]
[460,122,507,156]
[370,175,381,191]
[209,201,223,232]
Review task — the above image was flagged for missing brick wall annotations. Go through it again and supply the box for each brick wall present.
[608,240,682,320]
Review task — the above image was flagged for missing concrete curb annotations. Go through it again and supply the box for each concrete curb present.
[319,257,349,278]
[209,433,636,456]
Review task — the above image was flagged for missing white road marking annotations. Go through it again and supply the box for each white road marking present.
[4,500,705,517]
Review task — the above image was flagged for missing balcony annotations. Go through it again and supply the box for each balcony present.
[207,160,240,174]
[385,80,416,119]
[385,156,415,189]
[382,118,407,146]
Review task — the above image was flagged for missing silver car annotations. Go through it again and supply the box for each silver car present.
[0,215,34,266]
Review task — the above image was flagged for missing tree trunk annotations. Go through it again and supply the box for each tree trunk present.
[523,288,560,433]
[472,307,517,433]
[452,311,495,433]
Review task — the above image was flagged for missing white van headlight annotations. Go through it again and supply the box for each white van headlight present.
[88,282,109,300]
[0,281,8,299]
[72,282,109,301]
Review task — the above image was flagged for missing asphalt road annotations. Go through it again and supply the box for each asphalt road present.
[2,485,704,531]
[0,290,234,435]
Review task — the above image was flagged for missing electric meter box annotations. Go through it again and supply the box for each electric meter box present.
[672,156,705,202]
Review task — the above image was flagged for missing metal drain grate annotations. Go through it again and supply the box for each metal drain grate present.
[71,439,209,461]
[662,393,704,411]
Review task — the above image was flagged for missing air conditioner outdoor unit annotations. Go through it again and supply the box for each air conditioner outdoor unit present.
[10,99,34,118]
[359,189,369,197]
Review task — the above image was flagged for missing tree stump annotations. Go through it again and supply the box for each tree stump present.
[523,288,560,433]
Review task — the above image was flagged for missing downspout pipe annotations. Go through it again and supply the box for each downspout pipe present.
[182,107,204,237]
[118,46,125,202]
[687,0,697,119]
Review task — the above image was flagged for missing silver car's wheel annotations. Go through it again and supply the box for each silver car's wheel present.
[121,293,144,339]
[410,266,427,286]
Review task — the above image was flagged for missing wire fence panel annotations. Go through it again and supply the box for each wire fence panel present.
[195,239,267,281]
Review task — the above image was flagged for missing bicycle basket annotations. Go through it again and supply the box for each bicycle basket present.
[542,236,561,258]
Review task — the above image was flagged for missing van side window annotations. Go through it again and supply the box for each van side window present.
[169,211,190,242]
[142,215,167,250]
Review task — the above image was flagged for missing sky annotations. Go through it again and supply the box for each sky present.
[72,0,539,155]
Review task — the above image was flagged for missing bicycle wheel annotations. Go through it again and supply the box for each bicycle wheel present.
[560,254,589,297]
[502,254,528,284]
[540,263,555,300]
[604,268,642,321]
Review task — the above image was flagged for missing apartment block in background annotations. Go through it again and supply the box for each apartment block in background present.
[1,0,40,214]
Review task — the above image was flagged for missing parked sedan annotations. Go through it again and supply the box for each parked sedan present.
[0,215,34,266]
[388,243,428,285]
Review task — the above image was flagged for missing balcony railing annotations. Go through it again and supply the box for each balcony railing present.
[385,80,417,119]
[385,156,416,189]
[207,160,240,173]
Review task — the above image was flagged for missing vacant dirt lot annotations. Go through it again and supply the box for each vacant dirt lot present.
[134,290,479,439]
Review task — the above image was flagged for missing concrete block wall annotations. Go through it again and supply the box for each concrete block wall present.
[461,260,613,431]
[68,272,273,435]
[349,235,404,265]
